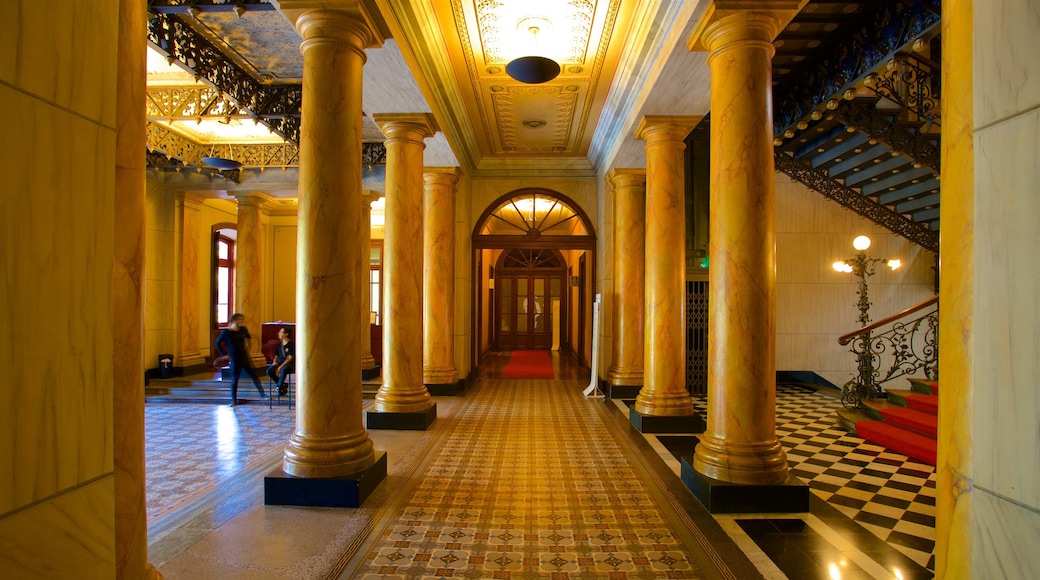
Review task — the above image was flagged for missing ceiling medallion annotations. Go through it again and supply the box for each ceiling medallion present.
[522,119,547,128]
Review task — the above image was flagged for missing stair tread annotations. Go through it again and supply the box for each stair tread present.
[854,419,937,465]
[907,377,939,395]
[877,406,938,436]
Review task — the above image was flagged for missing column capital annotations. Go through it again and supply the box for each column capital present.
[362,189,383,206]
[374,113,438,144]
[423,166,462,187]
[233,191,272,207]
[176,191,205,211]
[288,4,384,51]
[608,168,646,188]
[634,116,701,144]
[688,1,803,52]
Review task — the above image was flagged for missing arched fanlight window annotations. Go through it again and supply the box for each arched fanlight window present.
[479,191,588,237]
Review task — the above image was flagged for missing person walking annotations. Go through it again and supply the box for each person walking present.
[215,313,267,406]
[266,326,295,396]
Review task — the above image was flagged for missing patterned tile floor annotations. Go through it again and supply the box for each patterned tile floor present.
[144,365,937,579]
[341,378,753,579]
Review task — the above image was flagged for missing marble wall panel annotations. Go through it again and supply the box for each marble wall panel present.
[0,476,115,575]
[271,225,298,322]
[0,1,117,127]
[0,86,114,514]
[974,0,1040,128]
[972,489,1040,578]
[973,109,1040,507]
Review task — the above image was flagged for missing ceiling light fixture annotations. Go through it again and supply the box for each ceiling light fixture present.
[506,17,560,84]
[202,143,243,170]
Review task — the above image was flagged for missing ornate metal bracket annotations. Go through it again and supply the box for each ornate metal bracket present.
[865,56,941,130]
[833,99,940,173]
[774,151,939,253]
[772,0,941,136]
[147,11,302,143]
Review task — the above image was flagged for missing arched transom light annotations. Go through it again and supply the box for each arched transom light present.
[482,192,587,236]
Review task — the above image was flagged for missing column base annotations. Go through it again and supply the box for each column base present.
[629,408,705,433]
[361,365,381,380]
[680,457,809,514]
[607,384,642,399]
[426,381,463,396]
[264,451,387,508]
[366,403,437,430]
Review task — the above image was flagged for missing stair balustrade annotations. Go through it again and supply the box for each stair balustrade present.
[837,295,938,409]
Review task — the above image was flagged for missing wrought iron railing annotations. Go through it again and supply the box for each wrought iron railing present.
[837,296,938,409]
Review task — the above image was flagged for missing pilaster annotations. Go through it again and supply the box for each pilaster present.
[233,191,271,368]
[174,192,206,369]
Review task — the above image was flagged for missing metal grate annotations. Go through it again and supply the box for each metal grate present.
[686,280,709,395]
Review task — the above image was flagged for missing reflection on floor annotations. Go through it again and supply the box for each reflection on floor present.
[146,353,936,579]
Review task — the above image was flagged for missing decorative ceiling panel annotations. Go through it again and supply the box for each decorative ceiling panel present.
[192,11,303,81]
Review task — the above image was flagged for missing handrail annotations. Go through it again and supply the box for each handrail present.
[839,295,939,345]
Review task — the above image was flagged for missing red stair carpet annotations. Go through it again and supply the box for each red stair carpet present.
[500,350,554,379]
[853,382,939,466]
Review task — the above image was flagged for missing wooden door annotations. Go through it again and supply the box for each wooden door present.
[497,275,553,350]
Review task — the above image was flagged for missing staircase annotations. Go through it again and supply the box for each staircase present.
[838,377,938,465]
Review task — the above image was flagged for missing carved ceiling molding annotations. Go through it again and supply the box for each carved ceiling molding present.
[475,0,595,65]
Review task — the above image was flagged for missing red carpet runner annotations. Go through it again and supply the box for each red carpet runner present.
[500,349,555,379]
[855,383,939,466]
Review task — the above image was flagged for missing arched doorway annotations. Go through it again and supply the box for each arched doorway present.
[472,189,596,364]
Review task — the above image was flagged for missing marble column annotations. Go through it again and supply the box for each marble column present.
[691,8,790,485]
[935,0,973,575]
[234,192,269,367]
[634,116,698,417]
[423,167,462,389]
[361,190,381,378]
[607,168,646,389]
[281,9,378,479]
[372,113,437,422]
[174,192,205,370]
[114,0,161,576]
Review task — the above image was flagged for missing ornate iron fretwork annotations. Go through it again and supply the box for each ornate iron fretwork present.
[146,86,247,120]
[685,280,708,396]
[772,0,941,136]
[866,56,941,130]
[147,11,301,143]
[774,151,939,253]
[838,301,938,409]
[147,0,275,15]
[834,99,940,173]
[147,122,386,170]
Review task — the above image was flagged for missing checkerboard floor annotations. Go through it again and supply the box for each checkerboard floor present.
[638,384,937,573]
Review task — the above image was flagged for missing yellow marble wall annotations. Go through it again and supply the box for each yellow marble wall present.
[0,0,119,574]
[775,175,936,387]
[968,0,1040,573]
[268,219,298,323]
[145,180,177,369]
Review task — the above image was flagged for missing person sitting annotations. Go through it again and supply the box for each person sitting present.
[266,326,295,397]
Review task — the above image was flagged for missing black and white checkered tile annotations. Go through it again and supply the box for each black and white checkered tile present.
[642,384,937,569]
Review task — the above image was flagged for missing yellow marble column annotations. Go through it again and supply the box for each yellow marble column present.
[690,7,791,485]
[935,0,974,575]
[282,9,377,478]
[634,116,698,416]
[423,167,462,387]
[174,192,206,369]
[361,190,381,376]
[114,0,161,576]
[373,114,437,414]
[234,192,269,367]
[607,169,646,388]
